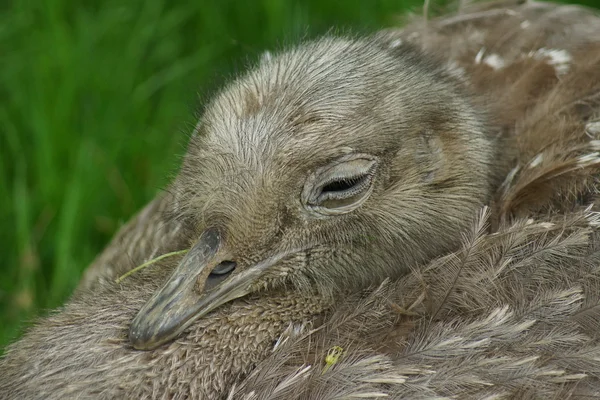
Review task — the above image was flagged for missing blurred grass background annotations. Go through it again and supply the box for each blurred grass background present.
[1,0,598,351]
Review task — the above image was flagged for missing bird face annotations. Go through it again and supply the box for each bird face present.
[130,36,495,350]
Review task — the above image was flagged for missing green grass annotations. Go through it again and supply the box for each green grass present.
[1,0,598,351]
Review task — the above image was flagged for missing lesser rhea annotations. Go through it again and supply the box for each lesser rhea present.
[2,1,600,398]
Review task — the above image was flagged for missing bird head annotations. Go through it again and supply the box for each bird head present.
[129,36,495,350]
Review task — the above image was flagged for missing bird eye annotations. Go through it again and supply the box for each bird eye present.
[322,175,370,194]
[303,154,378,216]
[318,173,373,208]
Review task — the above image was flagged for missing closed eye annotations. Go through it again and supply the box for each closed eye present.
[319,173,372,201]
[322,175,367,192]
[302,155,378,215]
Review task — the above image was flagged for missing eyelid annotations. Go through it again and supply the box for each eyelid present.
[302,154,379,215]
[320,161,376,187]
[317,168,375,202]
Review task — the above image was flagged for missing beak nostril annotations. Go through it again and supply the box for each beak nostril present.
[210,261,236,276]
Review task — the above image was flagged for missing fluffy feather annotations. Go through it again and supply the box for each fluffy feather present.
[386,0,600,219]
[2,1,600,399]
[230,208,600,399]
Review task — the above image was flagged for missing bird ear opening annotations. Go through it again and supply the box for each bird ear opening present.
[415,131,444,183]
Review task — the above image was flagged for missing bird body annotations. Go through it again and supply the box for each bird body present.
[2,1,600,399]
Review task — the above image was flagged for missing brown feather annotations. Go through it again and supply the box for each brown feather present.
[230,208,600,399]
[3,1,600,399]
[386,0,600,219]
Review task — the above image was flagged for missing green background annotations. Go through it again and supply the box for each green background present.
[1,0,598,351]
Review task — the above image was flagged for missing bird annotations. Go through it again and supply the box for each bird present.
[2,0,600,399]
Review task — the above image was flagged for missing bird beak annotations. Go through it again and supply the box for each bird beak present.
[129,228,281,350]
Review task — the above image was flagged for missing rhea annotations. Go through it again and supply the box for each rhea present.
[127,36,496,350]
[2,0,600,398]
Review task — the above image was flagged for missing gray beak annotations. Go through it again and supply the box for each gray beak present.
[129,228,281,350]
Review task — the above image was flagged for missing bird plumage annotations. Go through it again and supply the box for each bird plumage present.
[2,1,600,399]
[229,207,600,399]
